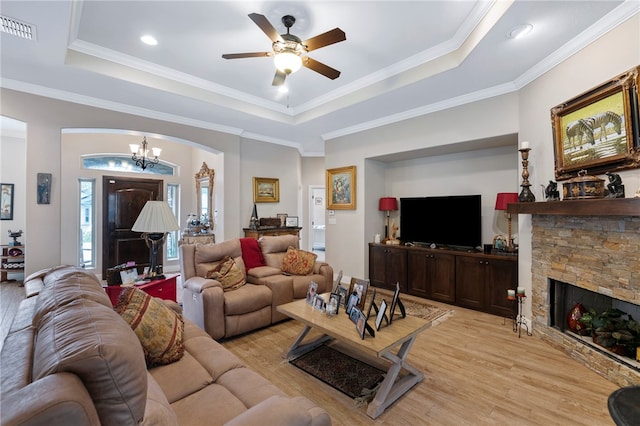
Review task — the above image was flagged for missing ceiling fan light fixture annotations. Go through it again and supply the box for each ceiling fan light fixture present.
[274,50,302,74]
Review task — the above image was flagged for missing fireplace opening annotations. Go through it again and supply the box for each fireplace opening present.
[550,279,640,372]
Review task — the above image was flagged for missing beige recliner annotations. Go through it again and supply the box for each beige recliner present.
[180,235,333,340]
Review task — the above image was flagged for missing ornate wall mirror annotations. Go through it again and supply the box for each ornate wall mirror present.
[195,162,215,229]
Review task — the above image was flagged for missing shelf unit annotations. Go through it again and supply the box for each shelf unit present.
[1,245,25,283]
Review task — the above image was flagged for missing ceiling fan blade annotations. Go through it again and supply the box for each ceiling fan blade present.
[248,13,284,43]
[303,57,341,80]
[222,52,272,59]
[272,70,287,86]
[303,28,346,52]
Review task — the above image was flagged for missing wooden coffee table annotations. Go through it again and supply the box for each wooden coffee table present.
[277,295,432,419]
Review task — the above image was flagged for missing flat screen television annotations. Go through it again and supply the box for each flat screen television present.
[400,195,482,250]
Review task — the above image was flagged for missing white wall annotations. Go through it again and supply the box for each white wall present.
[325,93,520,278]
[240,137,302,238]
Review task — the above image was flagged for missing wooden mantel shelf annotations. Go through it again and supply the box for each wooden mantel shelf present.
[507,198,640,217]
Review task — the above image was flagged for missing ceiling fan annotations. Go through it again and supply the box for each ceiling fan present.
[222,13,346,86]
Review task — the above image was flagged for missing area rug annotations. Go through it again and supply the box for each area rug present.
[290,345,385,400]
[363,288,453,325]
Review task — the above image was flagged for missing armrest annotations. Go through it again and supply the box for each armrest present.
[161,299,183,314]
[183,276,221,293]
[1,373,100,425]
[314,262,334,293]
[224,396,331,426]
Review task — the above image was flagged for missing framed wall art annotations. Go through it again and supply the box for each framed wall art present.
[551,65,640,180]
[326,165,356,210]
[1,183,14,220]
[37,173,52,205]
[285,216,298,227]
[253,177,279,203]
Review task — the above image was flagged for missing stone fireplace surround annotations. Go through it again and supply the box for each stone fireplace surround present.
[510,198,640,387]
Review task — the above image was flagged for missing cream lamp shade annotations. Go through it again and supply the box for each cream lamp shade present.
[132,201,179,233]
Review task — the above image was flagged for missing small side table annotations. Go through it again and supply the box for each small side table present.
[105,273,178,307]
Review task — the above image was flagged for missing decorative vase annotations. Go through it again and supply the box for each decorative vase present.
[567,303,586,332]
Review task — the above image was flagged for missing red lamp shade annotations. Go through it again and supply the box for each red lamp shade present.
[495,192,519,211]
[379,197,398,212]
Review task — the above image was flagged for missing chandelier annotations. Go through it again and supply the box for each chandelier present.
[129,136,161,170]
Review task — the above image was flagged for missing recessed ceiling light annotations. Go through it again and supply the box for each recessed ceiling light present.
[278,86,289,94]
[506,24,533,39]
[140,35,158,46]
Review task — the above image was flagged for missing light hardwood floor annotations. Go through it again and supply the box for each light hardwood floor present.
[223,292,620,426]
[1,283,619,425]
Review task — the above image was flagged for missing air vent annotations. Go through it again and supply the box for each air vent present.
[1,15,36,40]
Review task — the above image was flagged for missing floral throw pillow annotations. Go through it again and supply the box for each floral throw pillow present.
[206,255,246,291]
[281,246,317,275]
[116,288,184,367]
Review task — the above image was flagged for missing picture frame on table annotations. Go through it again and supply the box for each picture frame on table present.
[375,299,388,331]
[253,177,279,203]
[313,294,326,312]
[1,183,14,220]
[337,285,349,308]
[389,282,406,324]
[326,165,356,210]
[356,310,367,339]
[277,213,288,227]
[306,281,318,304]
[345,292,358,315]
[285,216,299,227]
[119,268,139,285]
[327,292,341,315]
[551,65,640,181]
[331,270,343,294]
[348,277,370,311]
[349,306,362,324]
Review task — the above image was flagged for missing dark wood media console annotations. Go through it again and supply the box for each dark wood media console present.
[369,243,518,318]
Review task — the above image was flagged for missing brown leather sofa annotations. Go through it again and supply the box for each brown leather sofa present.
[180,235,333,340]
[0,265,331,426]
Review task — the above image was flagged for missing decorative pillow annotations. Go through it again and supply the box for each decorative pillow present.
[240,237,266,271]
[281,246,317,275]
[206,255,247,291]
[116,288,184,367]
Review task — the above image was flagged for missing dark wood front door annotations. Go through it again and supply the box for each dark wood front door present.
[102,176,163,277]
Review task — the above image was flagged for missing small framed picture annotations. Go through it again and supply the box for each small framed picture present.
[327,293,341,315]
[390,282,401,323]
[349,306,361,324]
[285,216,299,227]
[336,284,348,307]
[346,293,359,315]
[356,310,367,339]
[331,270,343,294]
[306,281,318,304]
[119,268,139,285]
[366,288,377,318]
[375,299,388,331]
[348,277,370,311]
[313,294,326,311]
[277,213,288,227]
[37,173,52,205]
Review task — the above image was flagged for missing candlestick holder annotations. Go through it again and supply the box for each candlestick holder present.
[518,148,536,202]
[514,294,532,338]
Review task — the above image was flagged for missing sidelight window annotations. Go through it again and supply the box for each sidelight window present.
[79,178,95,268]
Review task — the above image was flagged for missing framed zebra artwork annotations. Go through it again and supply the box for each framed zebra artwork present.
[551,65,640,181]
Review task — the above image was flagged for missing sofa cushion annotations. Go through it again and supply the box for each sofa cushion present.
[116,287,185,367]
[206,256,247,291]
[141,372,179,425]
[281,246,317,275]
[33,266,112,327]
[240,237,266,271]
[32,298,148,425]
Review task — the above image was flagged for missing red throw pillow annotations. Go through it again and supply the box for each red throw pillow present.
[240,237,266,271]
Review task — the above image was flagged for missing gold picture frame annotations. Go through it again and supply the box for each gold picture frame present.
[326,166,356,210]
[551,65,640,180]
[253,177,279,203]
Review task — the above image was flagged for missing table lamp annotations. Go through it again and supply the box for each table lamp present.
[378,197,398,243]
[132,201,180,280]
[494,192,519,251]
